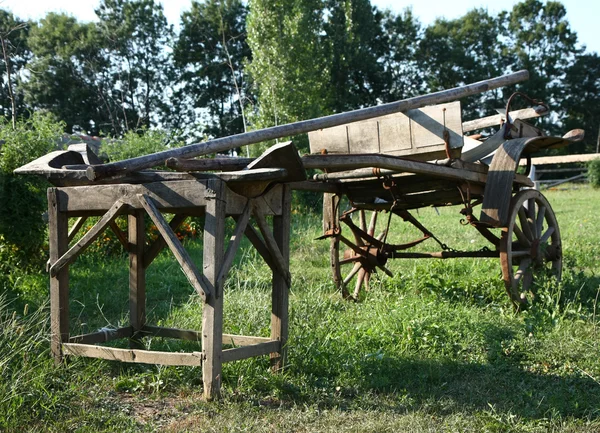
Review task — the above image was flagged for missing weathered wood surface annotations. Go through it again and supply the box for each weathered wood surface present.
[222,341,281,363]
[69,326,133,345]
[270,185,292,371]
[309,101,464,159]
[110,220,129,249]
[129,210,146,348]
[166,157,254,172]
[216,199,252,291]
[49,200,127,277]
[462,106,548,132]
[49,188,70,362]
[202,178,226,400]
[307,154,488,184]
[67,216,88,243]
[518,152,600,166]
[62,343,203,366]
[142,214,188,269]
[53,180,284,217]
[138,194,211,302]
[246,141,306,182]
[85,71,529,181]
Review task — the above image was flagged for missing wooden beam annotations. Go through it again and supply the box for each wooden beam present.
[48,188,70,363]
[270,185,292,371]
[50,199,127,277]
[202,178,227,401]
[518,153,600,166]
[67,216,88,244]
[69,326,133,345]
[252,204,292,288]
[142,325,202,341]
[86,70,529,181]
[462,106,548,132]
[241,222,277,272]
[137,194,211,302]
[143,214,188,269]
[129,210,146,348]
[62,343,203,366]
[221,341,281,363]
[110,220,129,249]
[216,200,252,291]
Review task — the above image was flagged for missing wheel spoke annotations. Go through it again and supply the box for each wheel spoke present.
[511,250,531,258]
[535,205,546,238]
[513,225,532,247]
[526,198,536,220]
[353,268,366,299]
[359,210,367,233]
[343,262,362,285]
[364,272,371,291]
[540,226,555,244]
[513,258,532,291]
[518,208,534,241]
[367,211,378,237]
[377,264,394,278]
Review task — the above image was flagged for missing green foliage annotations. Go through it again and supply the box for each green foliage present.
[175,0,251,141]
[0,114,64,281]
[587,158,600,187]
[101,128,181,162]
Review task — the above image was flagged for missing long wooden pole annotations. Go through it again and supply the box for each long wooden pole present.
[87,70,529,181]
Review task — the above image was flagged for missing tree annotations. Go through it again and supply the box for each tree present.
[24,13,108,134]
[322,0,391,112]
[174,0,251,141]
[417,8,506,119]
[95,0,174,133]
[246,0,327,154]
[563,53,600,154]
[0,10,30,127]
[501,0,581,134]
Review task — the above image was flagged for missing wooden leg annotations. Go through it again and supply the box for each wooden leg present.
[202,179,226,400]
[270,185,292,371]
[129,210,145,348]
[48,188,69,363]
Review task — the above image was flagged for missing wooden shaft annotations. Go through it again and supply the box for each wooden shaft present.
[87,71,529,181]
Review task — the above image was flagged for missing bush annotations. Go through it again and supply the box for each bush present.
[588,158,600,188]
[0,114,65,282]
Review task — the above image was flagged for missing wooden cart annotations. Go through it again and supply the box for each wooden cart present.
[304,96,582,307]
[14,71,583,400]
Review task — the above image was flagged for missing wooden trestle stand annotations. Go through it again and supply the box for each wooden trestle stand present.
[47,178,291,400]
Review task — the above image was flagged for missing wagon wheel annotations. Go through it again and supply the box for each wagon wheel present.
[330,207,392,300]
[500,189,562,308]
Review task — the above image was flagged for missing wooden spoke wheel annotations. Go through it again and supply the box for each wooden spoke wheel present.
[500,189,562,308]
[329,206,392,300]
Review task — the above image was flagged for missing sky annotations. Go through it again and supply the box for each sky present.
[1,0,597,53]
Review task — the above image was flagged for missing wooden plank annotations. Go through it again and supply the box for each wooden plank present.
[138,194,211,302]
[142,325,202,341]
[86,71,529,181]
[246,141,306,182]
[143,214,188,268]
[216,200,252,291]
[310,102,464,157]
[271,185,292,371]
[110,220,129,249]
[202,178,226,401]
[305,154,488,184]
[518,153,600,166]
[62,343,203,366]
[221,341,281,363]
[69,326,133,344]
[129,210,146,348]
[166,157,253,172]
[48,188,70,363]
[50,199,127,277]
[462,106,548,132]
[67,216,88,244]
[57,180,211,213]
[223,334,272,346]
[241,222,277,272]
[252,203,292,288]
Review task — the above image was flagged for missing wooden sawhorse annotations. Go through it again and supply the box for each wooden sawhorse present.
[48,178,291,400]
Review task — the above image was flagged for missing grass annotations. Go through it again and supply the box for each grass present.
[1,185,600,432]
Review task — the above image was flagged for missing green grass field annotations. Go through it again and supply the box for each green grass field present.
[1,185,599,432]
